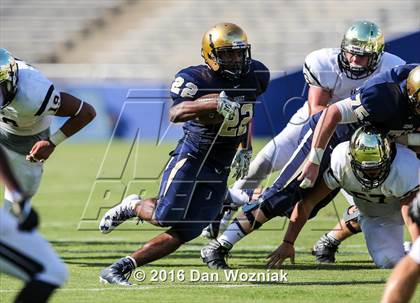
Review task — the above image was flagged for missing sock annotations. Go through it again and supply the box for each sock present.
[217,220,246,249]
[326,232,341,246]
[227,189,250,206]
[125,256,137,268]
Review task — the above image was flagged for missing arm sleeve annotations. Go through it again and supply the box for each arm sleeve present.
[34,81,61,116]
[169,72,200,106]
[390,147,420,199]
[335,97,358,123]
[303,51,333,91]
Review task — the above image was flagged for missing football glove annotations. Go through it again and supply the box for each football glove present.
[231,149,252,180]
[216,91,239,120]
[11,197,39,232]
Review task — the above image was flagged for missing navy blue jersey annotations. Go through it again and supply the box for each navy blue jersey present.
[170,59,270,168]
[351,64,420,135]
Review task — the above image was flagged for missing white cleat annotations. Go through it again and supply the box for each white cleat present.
[99,194,141,234]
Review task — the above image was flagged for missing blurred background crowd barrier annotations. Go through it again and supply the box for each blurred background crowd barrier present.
[2,0,419,142]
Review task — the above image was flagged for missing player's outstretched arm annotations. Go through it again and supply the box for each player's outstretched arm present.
[298,104,342,188]
[27,93,96,162]
[267,179,332,268]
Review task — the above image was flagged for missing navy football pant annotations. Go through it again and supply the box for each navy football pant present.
[155,153,228,242]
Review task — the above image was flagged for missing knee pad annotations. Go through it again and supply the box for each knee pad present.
[343,206,361,234]
[244,211,262,230]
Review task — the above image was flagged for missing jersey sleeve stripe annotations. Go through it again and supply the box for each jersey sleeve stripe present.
[35,85,54,116]
[303,63,322,87]
[400,185,420,200]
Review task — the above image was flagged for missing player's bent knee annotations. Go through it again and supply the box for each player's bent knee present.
[374,254,402,269]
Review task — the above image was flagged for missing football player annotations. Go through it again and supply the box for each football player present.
[0,145,66,303]
[202,20,405,239]
[266,127,419,269]
[381,194,420,303]
[98,23,270,285]
[201,64,420,269]
[305,64,420,262]
[0,48,96,206]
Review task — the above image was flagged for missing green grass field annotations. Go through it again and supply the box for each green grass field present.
[0,140,419,303]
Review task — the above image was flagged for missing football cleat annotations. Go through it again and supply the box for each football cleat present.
[201,240,232,269]
[311,234,340,263]
[99,194,141,234]
[99,257,136,286]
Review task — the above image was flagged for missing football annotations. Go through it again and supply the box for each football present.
[195,93,225,124]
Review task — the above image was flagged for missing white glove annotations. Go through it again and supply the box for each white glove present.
[216,91,239,120]
[231,149,253,180]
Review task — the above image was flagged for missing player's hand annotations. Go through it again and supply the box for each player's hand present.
[11,198,39,232]
[26,140,55,163]
[216,91,239,120]
[297,161,320,188]
[231,149,252,180]
[267,242,295,268]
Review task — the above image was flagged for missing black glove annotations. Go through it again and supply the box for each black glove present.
[11,198,39,231]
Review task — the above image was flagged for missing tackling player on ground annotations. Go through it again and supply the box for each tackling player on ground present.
[267,127,419,269]
[98,23,270,286]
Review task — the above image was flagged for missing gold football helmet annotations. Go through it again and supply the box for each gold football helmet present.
[201,23,251,80]
[350,126,392,189]
[407,65,420,115]
[0,48,18,108]
[339,21,384,79]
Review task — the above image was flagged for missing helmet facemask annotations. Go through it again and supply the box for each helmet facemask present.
[338,21,384,80]
[350,157,391,189]
[350,127,392,190]
[210,44,251,81]
[0,52,18,109]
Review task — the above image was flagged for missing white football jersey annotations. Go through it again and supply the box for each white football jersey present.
[0,60,61,136]
[324,142,420,217]
[303,48,406,103]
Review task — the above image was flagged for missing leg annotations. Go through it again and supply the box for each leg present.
[360,213,405,268]
[0,209,67,302]
[312,205,362,263]
[201,180,305,269]
[100,156,226,284]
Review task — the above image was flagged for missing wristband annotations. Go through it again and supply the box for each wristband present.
[283,239,294,245]
[49,129,68,146]
[308,148,324,165]
[407,133,420,146]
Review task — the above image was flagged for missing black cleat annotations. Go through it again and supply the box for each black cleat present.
[311,234,339,263]
[201,240,232,269]
[99,257,136,286]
